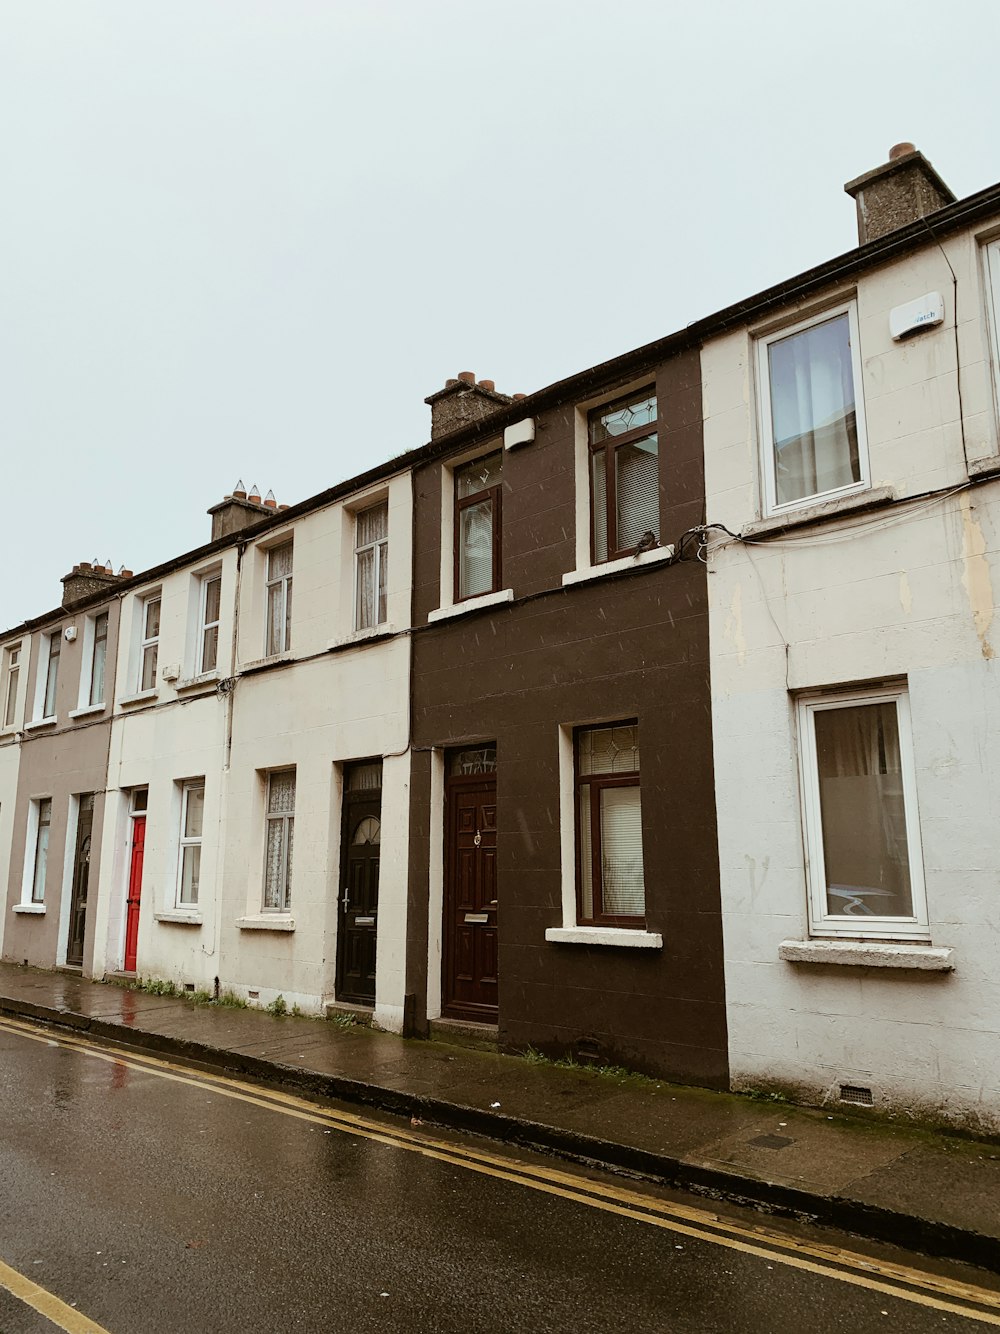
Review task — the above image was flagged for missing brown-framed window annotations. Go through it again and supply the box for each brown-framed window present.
[454,451,502,602]
[588,388,659,563]
[575,722,645,926]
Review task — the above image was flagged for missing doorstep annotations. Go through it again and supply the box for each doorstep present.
[325,1000,374,1028]
[428,1016,499,1053]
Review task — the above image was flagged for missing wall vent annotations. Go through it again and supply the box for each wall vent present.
[839,1083,875,1107]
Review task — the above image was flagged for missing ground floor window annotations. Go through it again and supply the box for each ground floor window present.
[263,770,295,911]
[797,686,928,938]
[575,722,644,926]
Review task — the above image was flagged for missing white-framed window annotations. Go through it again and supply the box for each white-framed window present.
[29,797,52,903]
[574,722,645,926]
[454,452,502,602]
[983,239,1000,430]
[265,542,293,656]
[588,388,659,563]
[177,781,205,907]
[41,632,61,719]
[198,574,222,674]
[757,302,869,515]
[354,502,388,630]
[87,612,109,707]
[262,769,295,911]
[139,596,161,691]
[797,686,928,940]
[2,643,21,727]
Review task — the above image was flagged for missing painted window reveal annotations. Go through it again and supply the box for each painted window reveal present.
[758,305,869,513]
[265,543,293,656]
[575,723,645,926]
[177,781,205,907]
[139,597,160,692]
[455,452,502,602]
[263,770,295,911]
[3,644,20,727]
[798,688,928,939]
[31,798,52,903]
[355,502,388,631]
[199,575,222,674]
[588,388,658,563]
[42,632,61,718]
[88,612,109,707]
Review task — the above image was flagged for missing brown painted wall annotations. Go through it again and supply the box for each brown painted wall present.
[3,602,119,974]
[407,348,728,1087]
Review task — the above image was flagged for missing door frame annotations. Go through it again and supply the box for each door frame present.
[336,763,383,1007]
[65,794,95,968]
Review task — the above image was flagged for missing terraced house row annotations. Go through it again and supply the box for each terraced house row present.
[5,145,1000,1131]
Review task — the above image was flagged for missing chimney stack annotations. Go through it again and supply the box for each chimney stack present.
[424,372,513,441]
[208,481,286,541]
[61,561,131,609]
[844,143,955,246]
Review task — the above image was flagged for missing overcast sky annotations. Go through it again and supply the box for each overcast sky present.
[2,0,998,628]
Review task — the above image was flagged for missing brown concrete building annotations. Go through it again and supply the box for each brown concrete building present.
[1,565,126,974]
[405,358,727,1087]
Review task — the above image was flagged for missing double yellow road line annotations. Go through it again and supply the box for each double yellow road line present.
[2,1012,1000,1330]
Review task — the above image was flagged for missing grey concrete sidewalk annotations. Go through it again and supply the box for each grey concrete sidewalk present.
[2,961,999,1272]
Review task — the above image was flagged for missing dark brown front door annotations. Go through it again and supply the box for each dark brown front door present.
[66,794,94,967]
[443,747,498,1022]
[337,762,382,1005]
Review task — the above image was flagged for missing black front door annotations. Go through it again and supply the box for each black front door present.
[337,762,382,1005]
[66,794,94,967]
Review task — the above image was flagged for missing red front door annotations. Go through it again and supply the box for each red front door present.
[124,816,145,973]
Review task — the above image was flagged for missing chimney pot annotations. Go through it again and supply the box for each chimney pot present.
[233,487,247,500]
[278,503,290,511]
[445,378,458,388]
[457,371,476,385]
[512,393,526,401]
[248,485,261,504]
[889,142,916,161]
[478,379,495,392]
[120,569,133,579]
[263,490,277,509]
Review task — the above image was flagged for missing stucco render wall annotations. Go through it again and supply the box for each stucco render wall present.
[0,742,21,956]
[703,223,1000,1131]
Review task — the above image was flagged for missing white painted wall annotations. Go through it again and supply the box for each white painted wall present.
[704,222,1000,1131]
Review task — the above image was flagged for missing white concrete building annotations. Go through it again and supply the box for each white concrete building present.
[89,474,413,1033]
[703,147,1000,1131]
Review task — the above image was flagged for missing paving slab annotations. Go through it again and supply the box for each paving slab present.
[2,962,1000,1272]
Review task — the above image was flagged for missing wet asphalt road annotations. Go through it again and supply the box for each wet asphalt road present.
[1,1020,998,1334]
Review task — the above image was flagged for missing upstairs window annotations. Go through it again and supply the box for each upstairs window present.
[589,388,659,563]
[3,645,20,727]
[454,452,502,602]
[575,722,645,927]
[355,503,388,631]
[265,543,293,656]
[139,597,160,692]
[31,798,52,903]
[199,575,222,674]
[42,633,61,718]
[177,781,205,907]
[88,612,109,707]
[757,304,869,514]
[263,770,295,911]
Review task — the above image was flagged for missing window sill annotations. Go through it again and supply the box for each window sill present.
[13,903,45,915]
[174,671,221,694]
[154,910,203,926]
[117,688,159,709]
[0,724,20,739]
[968,454,1000,480]
[545,926,663,949]
[327,624,398,651]
[242,651,293,671]
[778,939,954,971]
[68,703,106,720]
[428,589,514,623]
[744,486,896,538]
[23,717,57,732]
[562,544,675,587]
[237,915,295,932]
